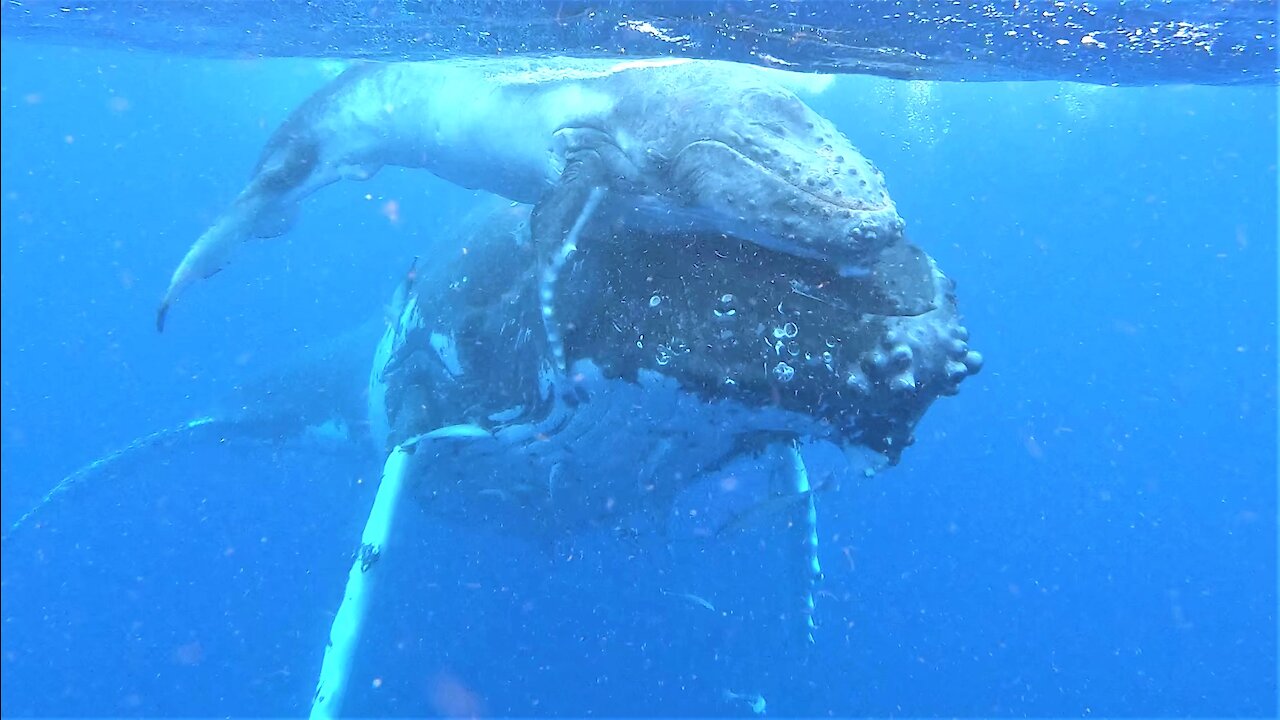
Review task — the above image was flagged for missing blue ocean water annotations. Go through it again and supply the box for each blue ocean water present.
[1,40,1276,719]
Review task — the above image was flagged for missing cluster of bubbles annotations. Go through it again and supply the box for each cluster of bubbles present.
[871,78,948,150]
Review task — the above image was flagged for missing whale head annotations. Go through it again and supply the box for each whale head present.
[371,201,981,539]
[614,70,929,315]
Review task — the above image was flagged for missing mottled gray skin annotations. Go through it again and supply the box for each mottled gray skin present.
[370,201,980,538]
[158,58,931,330]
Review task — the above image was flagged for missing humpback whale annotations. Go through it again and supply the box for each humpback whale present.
[12,193,980,715]
[368,201,979,535]
[308,200,981,717]
[157,58,936,357]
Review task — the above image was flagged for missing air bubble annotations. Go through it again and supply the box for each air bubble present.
[649,294,662,308]
[714,293,737,319]
[772,362,796,383]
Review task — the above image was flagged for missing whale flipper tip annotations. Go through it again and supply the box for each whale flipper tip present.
[156,302,170,333]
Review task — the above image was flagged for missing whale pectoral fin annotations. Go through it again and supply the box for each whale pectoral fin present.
[846,240,938,317]
[530,155,610,370]
[531,149,609,243]
[157,138,338,332]
[157,204,260,332]
[250,201,301,239]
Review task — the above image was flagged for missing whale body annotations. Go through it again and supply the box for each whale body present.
[158,58,934,332]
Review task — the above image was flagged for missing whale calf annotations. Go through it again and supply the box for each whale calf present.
[158,58,936,338]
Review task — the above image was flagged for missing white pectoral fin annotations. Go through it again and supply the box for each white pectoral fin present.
[157,188,298,331]
[310,441,414,720]
[158,211,246,331]
[156,147,346,332]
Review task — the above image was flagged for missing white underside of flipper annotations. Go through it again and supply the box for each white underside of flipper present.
[310,439,417,720]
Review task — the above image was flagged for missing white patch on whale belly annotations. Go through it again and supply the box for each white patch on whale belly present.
[429,331,464,378]
[403,74,614,204]
[367,325,396,452]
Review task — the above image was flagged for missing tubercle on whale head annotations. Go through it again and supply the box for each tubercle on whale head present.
[667,115,904,276]
[697,83,905,265]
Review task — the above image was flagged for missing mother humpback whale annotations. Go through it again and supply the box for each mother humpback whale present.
[12,190,981,715]
[157,58,936,346]
[315,199,980,717]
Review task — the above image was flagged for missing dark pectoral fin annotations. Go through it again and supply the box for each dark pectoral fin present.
[850,241,938,317]
[529,157,605,248]
[156,302,170,333]
[530,156,609,371]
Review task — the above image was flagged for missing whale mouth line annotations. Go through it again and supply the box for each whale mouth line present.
[717,140,890,216]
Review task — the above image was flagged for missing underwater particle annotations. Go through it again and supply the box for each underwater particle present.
[772,361,795,383]
[845,371,871,396]
[655,344,674,366]
[714,293,737,318]
[649,294,662,307]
